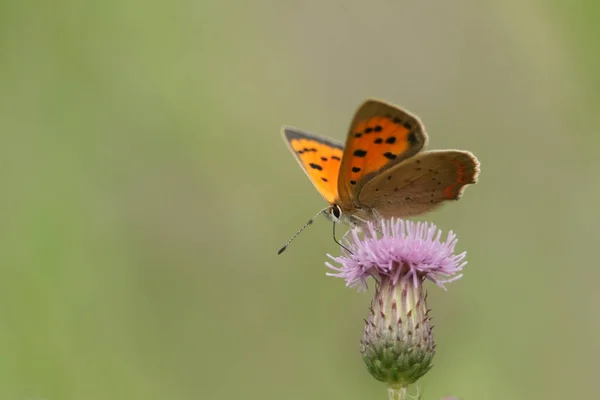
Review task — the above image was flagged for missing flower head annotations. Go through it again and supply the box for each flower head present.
[326,218,469,390]
[326,218,467,291]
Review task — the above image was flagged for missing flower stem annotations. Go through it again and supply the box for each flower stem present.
[387,386,407,400]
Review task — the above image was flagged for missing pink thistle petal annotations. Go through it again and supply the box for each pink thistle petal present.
[326,218,467,291]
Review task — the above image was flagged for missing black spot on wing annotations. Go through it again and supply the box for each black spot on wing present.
[383,152,397,160]
[309,163,323,171]
[408,132,418,145]
[353,149,367,157]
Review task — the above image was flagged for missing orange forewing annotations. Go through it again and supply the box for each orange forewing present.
[347,116,411,176]
[337,100,426,205]
[283,128,343,204]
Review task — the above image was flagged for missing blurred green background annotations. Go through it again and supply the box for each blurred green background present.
[1,1,599,399]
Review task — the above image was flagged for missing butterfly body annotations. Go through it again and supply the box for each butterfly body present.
[281,99,480,248]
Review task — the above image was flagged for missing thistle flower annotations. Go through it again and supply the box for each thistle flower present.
[326,218,467,395]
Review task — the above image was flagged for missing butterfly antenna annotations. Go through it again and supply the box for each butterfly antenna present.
[333,221,353,254]
[277,207,329,255]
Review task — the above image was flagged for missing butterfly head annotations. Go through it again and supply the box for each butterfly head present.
[325,202,371,228]
[328,204,343,223]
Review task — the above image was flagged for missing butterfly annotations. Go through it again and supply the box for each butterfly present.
[278,98,480,254]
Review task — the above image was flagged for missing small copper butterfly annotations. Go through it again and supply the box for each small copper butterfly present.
[278,98,480,254]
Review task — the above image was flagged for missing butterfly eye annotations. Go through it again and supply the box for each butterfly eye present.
[331,205,342,222]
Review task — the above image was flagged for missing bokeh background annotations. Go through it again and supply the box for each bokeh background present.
[1,0,599,399]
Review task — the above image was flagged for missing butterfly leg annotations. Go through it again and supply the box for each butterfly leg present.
[342,228,352,241]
